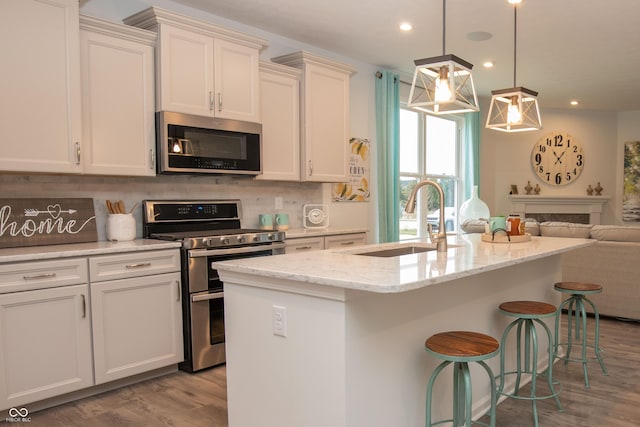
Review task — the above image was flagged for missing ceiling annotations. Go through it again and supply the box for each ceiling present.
[171,0,640,112]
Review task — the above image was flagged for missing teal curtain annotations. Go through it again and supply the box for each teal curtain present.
[463,111,481,200]
[375,71,400,243]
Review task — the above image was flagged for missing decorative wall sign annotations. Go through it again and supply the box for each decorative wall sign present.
[623,141,640,221]
[332,138,370,202]
[0,198,97,248]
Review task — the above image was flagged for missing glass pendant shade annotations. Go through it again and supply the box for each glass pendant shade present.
[459,185,490,223]
[408,54,479,114]
[486,87,542,132]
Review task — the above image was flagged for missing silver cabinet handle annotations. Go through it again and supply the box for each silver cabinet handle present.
[209,91,214,111]
[192,292,224,302]
[176,280,181,302]
[150,149,155,169]
[125,262,151,269]
[217,92,222,111]
[81,294,86,318]
[308,160,313,176]
[75,142,81,164]
[340,241,356,246]
[23,272,56,280]
[295,246,313,250]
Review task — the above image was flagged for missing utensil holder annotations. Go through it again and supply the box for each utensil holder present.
[107,213,136,241]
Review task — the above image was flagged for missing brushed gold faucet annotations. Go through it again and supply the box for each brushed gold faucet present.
[404,180,448,252]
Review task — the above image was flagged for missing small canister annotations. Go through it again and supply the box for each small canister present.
[507,214,521,236]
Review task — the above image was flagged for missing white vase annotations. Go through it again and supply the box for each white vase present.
[459,185,490,223]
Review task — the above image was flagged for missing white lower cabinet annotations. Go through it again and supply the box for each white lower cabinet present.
[91,272,183,384]
[285,232,367,254]
[0,284,93,410]
[0,248,182,410]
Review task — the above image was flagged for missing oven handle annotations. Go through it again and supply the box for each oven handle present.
[189,242,286,258]
[192,292,224,302]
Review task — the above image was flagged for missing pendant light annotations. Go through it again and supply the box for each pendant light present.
[408,0,479,114]
[486,1,542,132]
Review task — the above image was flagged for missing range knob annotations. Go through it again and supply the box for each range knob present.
[220,237,231,245]
[237,236,247,244]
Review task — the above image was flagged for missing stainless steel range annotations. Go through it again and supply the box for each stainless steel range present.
[143,200,285,372]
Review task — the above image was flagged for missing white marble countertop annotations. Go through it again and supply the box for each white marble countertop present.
[0,239,182,263]
[214,234,596,293]
[284,228,368,239]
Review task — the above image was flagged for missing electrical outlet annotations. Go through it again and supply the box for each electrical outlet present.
[275,197,283,210]
[272,305,287,337]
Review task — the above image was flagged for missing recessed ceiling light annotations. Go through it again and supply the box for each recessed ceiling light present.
[508,0,523,4]
[483,61,495,68]
[570,100,579,106]
[399,22,412,31]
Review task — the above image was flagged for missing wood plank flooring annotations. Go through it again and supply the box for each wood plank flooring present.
[25,316,640,426]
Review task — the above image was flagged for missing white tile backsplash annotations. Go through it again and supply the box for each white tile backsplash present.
[0,174,322,241]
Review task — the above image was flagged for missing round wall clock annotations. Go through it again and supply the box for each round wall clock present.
[531,131,584,186]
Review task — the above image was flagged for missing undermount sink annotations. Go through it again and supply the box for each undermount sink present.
[356,244,436,258]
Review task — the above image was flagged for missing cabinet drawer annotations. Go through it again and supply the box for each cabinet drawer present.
[0,258,88,294]
[284,237,324,253]
[89,249,180,282]
[324,233,367,249]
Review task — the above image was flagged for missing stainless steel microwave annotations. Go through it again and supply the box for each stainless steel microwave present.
[156,111,262,175]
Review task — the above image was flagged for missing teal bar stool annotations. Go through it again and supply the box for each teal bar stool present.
[554,282,608,388]
[424,331,499,427]
[497,301,563,427]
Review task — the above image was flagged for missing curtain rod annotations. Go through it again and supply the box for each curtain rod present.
[375,71,412,86]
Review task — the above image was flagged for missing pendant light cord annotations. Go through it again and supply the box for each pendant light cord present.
[442,0,446,55]
[513,5,517,87]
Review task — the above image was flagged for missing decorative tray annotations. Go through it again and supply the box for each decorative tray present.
[481,232,532,244]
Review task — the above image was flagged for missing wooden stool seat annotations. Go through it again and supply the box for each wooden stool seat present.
[554,281,603,294]
[425,331,499,361]
[499,301,556,318]
[424,331,499,426]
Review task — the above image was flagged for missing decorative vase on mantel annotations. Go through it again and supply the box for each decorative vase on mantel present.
[459,185,490,223]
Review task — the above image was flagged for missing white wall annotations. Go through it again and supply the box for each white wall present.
[479,97,623,224]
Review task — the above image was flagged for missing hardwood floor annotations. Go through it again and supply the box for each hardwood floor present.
[25,317,639,426]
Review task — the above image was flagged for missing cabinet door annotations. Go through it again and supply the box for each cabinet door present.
[0,0,82,174]
[257,65,300,181]
[157,24,214,116]
[0,284,93,410]
[324,233,367,249]
[91,272,183,384]
[80,23,156,176]
[302,62,350,182]
[284,236,325,254]
[214,39,260,122]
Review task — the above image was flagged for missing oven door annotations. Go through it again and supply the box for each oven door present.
[189,290,226,371]
[187,243,285,294]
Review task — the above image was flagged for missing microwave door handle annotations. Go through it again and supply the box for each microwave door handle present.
[192,292,224,302]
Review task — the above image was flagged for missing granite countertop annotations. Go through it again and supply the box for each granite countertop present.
[0,239,182,263]
[214,234,596,293]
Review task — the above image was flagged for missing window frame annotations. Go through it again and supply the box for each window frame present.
[399,105,464,240]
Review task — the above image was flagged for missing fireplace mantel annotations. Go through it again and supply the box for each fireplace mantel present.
[509,195,609,224]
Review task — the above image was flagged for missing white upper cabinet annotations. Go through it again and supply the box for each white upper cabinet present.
[0,0,82,174]
[80,16,156,176]
[272,52,355,183]
[124,7,266,123]
[256,61,301,181]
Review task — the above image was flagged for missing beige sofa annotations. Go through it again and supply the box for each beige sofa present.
[462,220,640,320]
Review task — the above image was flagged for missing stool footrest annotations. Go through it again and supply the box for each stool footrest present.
[497,371,563,402]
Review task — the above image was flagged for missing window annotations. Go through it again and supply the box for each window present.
[399,108,463,240]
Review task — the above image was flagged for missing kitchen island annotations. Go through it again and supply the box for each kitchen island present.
[214,234,594,427]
